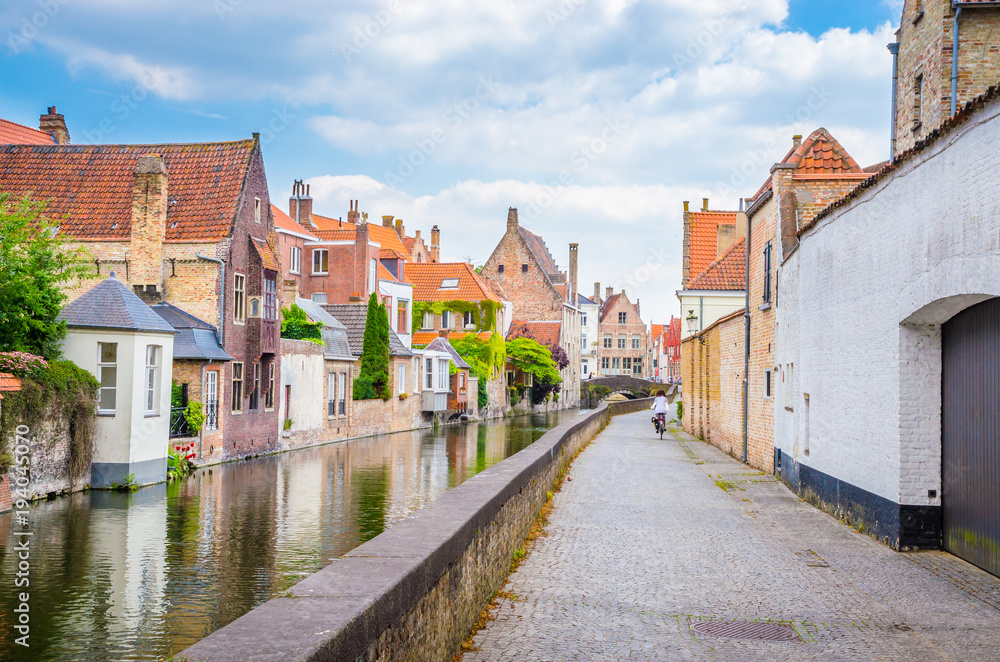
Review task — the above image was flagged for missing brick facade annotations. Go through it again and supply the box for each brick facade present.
[597,289,652,379]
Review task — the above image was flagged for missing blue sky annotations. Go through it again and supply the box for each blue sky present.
[0,0,903,322]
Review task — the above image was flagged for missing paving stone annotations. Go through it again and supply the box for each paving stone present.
[463,412,1000,661]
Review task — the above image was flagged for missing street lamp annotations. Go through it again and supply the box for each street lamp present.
[685,310,698,336]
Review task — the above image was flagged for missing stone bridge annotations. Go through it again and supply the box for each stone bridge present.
[580,376,677,408]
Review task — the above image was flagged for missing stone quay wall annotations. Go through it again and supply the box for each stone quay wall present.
[181,399,651,662]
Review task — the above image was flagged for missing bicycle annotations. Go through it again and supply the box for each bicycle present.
[651,413,666,439]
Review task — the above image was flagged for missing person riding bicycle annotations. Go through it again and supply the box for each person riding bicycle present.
[650,390,669,431]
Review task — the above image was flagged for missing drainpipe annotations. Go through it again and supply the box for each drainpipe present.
[952,5,963,117]
[742,213,751,464]
[888,39,900,161]
[199,359,210,460]
[196,253,226,346]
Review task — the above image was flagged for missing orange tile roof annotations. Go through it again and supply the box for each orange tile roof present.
[651,323,663,339]
[311,213,409,254]
[253,238,280,272]
[507,320,561,347]
[406,262,502,303]
[412,330,492,346]
[377,262,397,282]
[380,248,407,260]
[686,210,740,284]
[0,141,255,241]
[688,237,746,291]
[271,204,317,239]
[0,373,22,392]
[0,119,55,145]
[747,128,864,205]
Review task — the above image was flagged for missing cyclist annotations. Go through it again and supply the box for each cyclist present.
[650,390,669,435]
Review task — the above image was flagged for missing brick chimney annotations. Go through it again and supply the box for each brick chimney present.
[606,285,613,300]
[289,180,313,228]
[282,278,299,304]
[702,198,709,211]
[568,243,578,304]
[792,134,802,149]
[395,218,404,238]
[382,215,394,228]
[594,282,601,304]
[39,106,70,145]
[347,200,360,224]
[129,153,168,301]
[507,207,518,233]
[430,225,440,263]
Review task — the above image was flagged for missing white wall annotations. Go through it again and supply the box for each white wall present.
[778,95,1000,507]
[280,343,327,436]
[677,292,745,334]
[380,280,414,348]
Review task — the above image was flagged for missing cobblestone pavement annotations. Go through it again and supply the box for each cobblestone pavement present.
[463,412,1000,662]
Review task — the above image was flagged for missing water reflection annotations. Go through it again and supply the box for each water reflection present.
[0,411,572,661]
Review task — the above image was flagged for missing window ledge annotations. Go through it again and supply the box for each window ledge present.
[97,412,116,418]
[312,272,329,276]
[911,121,923,134]
[759,302,772,312]
[144,413,159,418]
[912,10,924,25]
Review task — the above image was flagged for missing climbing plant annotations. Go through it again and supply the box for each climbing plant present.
[505,337,562,405]
[280,304,324,345]
[411,300,502,335]
[450,331,507,409]
[354,292,391,401]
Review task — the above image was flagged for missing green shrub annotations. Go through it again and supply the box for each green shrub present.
[676,399,684,419]
[281,304,324,345]
[184,400,206,433]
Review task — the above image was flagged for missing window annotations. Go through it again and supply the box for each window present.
[764,369,772,398]
[397,300,409,333]
[425,358,434,389]
[583,363,588,375]
[338,373,346,415]
[459,373,465,388]
[254,197,261,223]
[612,357,621,374]
[603,334,612,349]
[97,343,117,414]
[437,359,449,390]
[913,73,923,130]
[581,314,587,326]
[617,336,626,349]
[601,357,609,371]
[633,357,643,376]
[311,292,328,304]
[289,246,301,274]
[369,258,377,294]
[414,357,420,393]
[264,277,277,319]
[521,264,528,273]
[463,311,475,328]
[249,297,261,317]
[312,249,328,275]
[265,361,274,409]
[581,333,587,348]
[205,370,219,430]
[144,345,160,415]
[234,273,246,323]
[232,362,244,413]
[623,357,632,372]
[441,310,452,328]
[422,311,433,329]
[618,312,627,324]
[441,278,459,289]
[249,362,260,410]
[762,241,772,303]
[328,372,337,416]
[632,335,641,349]
[398,364,407,395]
[498,264,504,273]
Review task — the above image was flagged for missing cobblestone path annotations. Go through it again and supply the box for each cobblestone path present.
[463,411,1000,661]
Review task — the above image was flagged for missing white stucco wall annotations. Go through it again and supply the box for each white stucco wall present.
[777,94,1000,507]
[279,341,327,435]
[677,292,746,334]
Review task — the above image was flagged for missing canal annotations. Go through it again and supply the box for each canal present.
[0,410,576,661]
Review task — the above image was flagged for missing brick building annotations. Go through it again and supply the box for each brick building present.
[890,0,1000,157]
[652,317,682,382]
[0,136,282,461]
[480,209,581,408]
[406,261,506,346]
[597,288,651,378]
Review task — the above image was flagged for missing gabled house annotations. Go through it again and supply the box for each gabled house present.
[597,289,651,378]
[407,262,506,347]
[678,236,747,336]
[424,336,472,416]
[578,291,600,378]
[480,208,581,408]
[652,317,682,382]
[0,136,282,462]
[59,273,176,487]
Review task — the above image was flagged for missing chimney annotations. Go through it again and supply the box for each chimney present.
[594,282,601,303]
[683,201,689,213]
[39,106,70,145]
[606,286,613,300]
[414,229,421,240]
[430,225,440,263]
[347,200,360,224]
[395,218,404,238]
[793,134,802,149]
[507,207,518,232]
[438,329,450,339]
[289,180,314,228]
[568,243,578,305]
[282,278,299,305]
[702,198,709,211]
[129,153,168,297]
[382,215,394,228]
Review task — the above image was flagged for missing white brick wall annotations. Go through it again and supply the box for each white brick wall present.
[776,94,1000,506]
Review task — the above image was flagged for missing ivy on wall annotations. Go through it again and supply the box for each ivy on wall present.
[411,300,502,335]
[449,332,508,409]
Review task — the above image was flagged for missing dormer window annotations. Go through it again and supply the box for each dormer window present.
[441,278,459,289]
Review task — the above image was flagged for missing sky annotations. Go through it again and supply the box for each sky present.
[0,0,904,323]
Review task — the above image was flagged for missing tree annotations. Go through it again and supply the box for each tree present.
[0,190,90,360]
[354,292,391,400]
[505,337,562,405]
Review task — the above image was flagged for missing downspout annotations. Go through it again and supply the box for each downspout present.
[742,212,751,464]
[952,5,963,117]
[888,40,900,161]
[196,253,226,347]
[198,360,209,460]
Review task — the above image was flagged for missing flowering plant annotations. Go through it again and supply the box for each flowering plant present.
[0,351,49,376]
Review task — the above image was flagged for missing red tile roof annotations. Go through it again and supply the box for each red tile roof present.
[253,238,281,272]
[507,320,561,347]
[0,141,256,241]
[686,210,740,284]
[271,204,317,239]
[688,237,746,291]
[406,262,502,302]
[412,330,492,346]
[311,213,409,254]
[377,262,397,282]
[380,248,407,260]
[0,119,55,145]
[599,292,623,322]
[0,372,22,393]
[518,227,560,275]
[747,128,865,206]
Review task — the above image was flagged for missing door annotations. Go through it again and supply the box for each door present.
[942,297,1000,576]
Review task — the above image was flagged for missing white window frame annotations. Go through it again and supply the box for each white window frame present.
[398,364,407,396]
[617,336,626,349]
[463,310,475,328]
[441,310,451,329]
[265,361,274,410]
[338,372,347,415]
[205,370,219,430]
[368,258,377,294]
[249,296,261,318]
[422,311,433,329]
[618,312,627,324]
[328,372,337,417]
[312,249,329,275]
[289,246,301,274]
[311,292,328,304]
[144,345,160,415]
[254,197,261,223]
[234,273,246,324]
[437,359,449,391]
[414,357,420,393]
[632,335,641,350]
[264,277,277,319]
[97,342,117,415]
[425,357,434,389]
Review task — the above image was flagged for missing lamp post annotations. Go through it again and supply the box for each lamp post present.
[686,310,698,336]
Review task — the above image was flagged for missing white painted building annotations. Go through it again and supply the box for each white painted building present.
[59,274,175,487]
[578,293,600,378]
[775,89,1000,560]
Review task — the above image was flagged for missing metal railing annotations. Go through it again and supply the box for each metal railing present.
[205,400,219,430]
[170,407,191,438]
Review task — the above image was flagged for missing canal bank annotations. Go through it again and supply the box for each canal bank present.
[181,398,653,662]
[0,410,574,661]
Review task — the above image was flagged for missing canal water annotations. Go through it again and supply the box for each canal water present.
[0,410,575,661]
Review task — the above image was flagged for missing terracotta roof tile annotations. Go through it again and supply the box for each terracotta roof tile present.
[311,213,409,254]
[271,204,317,239]
[686,209,740,283]
[253,238,280,272]
[406,262,502,302]
[412,330,492,346]
[0,119,55,145]
[377,262,397,282]
[379,248,407,260]
[507,320,562,347]
[688,237,746,291]
[747,128,862,206]
[0,373,22,392]
[0,140,255,241]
